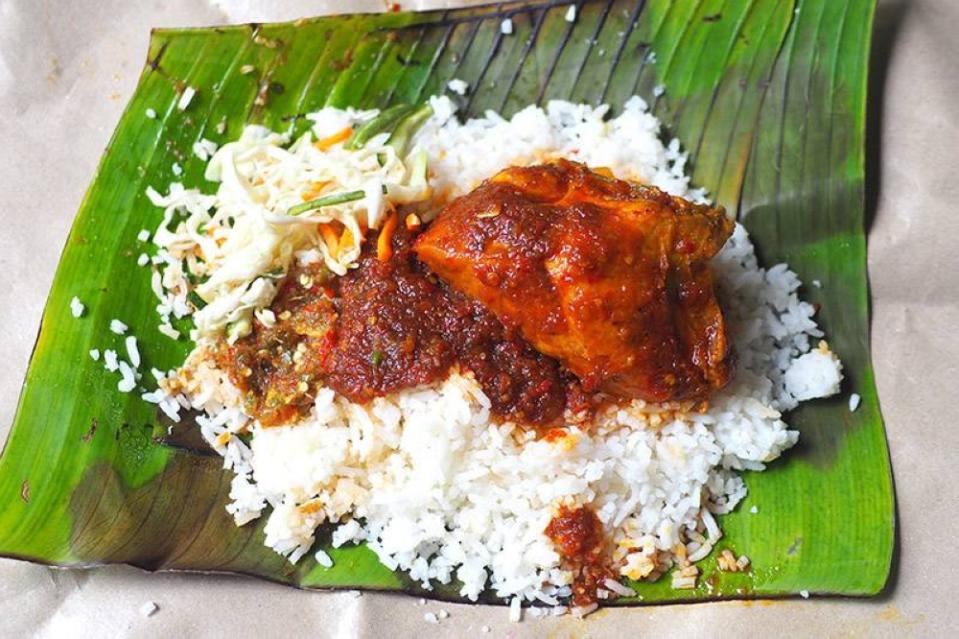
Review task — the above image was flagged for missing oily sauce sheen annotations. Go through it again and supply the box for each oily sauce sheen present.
[222,224,589,428]
[329,225,585,425]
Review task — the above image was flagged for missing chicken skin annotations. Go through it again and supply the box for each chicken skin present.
[414,160,734,403]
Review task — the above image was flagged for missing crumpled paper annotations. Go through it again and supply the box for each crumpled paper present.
[0,0,955,635]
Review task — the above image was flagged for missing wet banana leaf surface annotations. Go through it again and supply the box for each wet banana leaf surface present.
[0,0,892,604]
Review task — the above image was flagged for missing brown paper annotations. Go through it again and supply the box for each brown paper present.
[0,0,954,635]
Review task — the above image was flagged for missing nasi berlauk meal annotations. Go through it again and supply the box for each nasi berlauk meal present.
[142,95,842,615]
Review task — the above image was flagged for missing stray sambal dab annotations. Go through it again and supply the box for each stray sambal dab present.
[545,504,618,607]
[216,262,337,426]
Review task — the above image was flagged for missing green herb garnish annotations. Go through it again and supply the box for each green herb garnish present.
[346,104,415,150]
[264,267,286,279]
[288,190,365,216]
[187,290,207,309]
[370,350,383,366]
[387,103,434,157]
[408,148,428,185]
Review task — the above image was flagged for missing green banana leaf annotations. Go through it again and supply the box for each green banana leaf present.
[0,0,893,605]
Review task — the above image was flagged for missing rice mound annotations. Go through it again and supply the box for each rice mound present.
[145,95,842,606]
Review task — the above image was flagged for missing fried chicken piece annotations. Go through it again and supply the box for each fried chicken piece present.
[414,160,734,402]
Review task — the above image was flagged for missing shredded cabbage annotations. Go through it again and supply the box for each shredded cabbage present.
[147,107,433,341]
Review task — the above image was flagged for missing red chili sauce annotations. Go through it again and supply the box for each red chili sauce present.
[219,223,593,428]
[544,504,616,607]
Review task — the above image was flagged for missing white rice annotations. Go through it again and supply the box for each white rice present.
[509,597,522,622]
[192,138,218,161]
[177,86,196,111]
[103,349,119,372]
[849,393,861,412]
[447,79,468,96]
[110,319,128,335]
[783,341,842,404]
[571,603,598,618]
[603,578,636,597]
[70,296,85,318]
[158,323,180,340]
[125,335,141,368]
[143,96,843,608]
[416,96,705,201]
[117,361,136,393]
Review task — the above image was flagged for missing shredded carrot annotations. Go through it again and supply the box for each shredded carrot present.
[339,226,355,254]
[298,498,323,515]
[301,180,331,201]
[377,212,399,262]
[318,223,340,257]
[314,126,353,151]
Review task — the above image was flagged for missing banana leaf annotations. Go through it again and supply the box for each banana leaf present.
[0,0,893,604]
